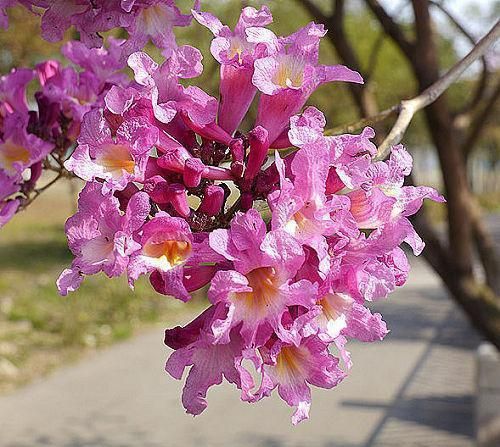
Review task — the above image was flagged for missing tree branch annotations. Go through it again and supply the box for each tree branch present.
[364,30,385,82]
[364,0,415,60]
[462,78,500,159]
[324,19,499,141]
[429,0,490,116]
[18,172,65,211]
[374,19,499,160]
[324,104,399,136]
[297,0,328,24]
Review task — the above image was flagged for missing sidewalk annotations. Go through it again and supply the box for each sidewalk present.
[0,259,479,447]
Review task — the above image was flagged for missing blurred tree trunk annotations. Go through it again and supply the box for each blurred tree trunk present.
[299,0,500,348]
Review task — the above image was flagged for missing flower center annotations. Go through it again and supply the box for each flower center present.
[96,144,135,177]
[285,203,317,237]
[0,141,30,172]
[273,55,305,88]
[275,345,309,381]
[80,236,114,265]
[228,37,246,64]
[235,266,280,315]
[319,293,352,321]
[143,239,192,271]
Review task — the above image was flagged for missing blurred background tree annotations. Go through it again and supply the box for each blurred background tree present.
[0,0,499,346]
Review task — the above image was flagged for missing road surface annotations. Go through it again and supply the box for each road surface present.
[0,259,480,447]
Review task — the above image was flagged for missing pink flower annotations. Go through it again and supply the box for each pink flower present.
[0,68,34,115]
[193,5,273,135]
[0,113,53,178]
[126,47,211,125]
[0,169,20,228]
[270,142,334,245]
[117,0,199,59]
[246,335,346,424]
[329,220,416,302]
[62,38,128,87]
[303,276,388,343]
[252,22,363,143]
[57,182,150,296]
[128,212,193,281]
[65,109,159,192]
[165,305,246,415]
[208,209,317,346]
[128,213,222,301]
[344,144,445,254]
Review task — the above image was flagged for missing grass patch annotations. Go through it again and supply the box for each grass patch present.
[0,181,207,393]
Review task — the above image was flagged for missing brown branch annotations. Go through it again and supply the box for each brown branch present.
[364,0,415,60]
[468,199,500,296]
[429,0,490,115]
[297,0,328,24]
[364,30,385,82]
[323,20,499,152]
[374,19,500,160]
[18,171,69,211]
[324,104,399,135]
[462,78,500,159]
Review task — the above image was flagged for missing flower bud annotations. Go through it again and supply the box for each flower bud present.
[168,183,191,218]
[157,146,192,172]
[199,185,225,216]
[184,157,205,188]
[244,126,269,184]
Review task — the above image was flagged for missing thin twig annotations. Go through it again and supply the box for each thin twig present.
[375,19,499,160]
[324,20,500,157]
[324,104,400,136]
[429,0,490,115]
[364,0,415,59]
[462,78,500,159]
[19,172,65,211]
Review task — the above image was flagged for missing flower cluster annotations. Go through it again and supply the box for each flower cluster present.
[53,6,444,424]
[0,0,198,59]
[0,38,128,227]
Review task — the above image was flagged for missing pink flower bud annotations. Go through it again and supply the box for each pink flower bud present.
[157,146,192,172]
[199,185,225,216]
[229,138,244,163]
[180,110,233,146]
[244,126,269,184]
[144,175,170,204]
[168,183,191,218]
[184,157,205,188]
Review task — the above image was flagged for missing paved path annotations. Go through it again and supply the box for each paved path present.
[0,259,480,447]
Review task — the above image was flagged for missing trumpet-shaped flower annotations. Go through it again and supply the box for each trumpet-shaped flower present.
[62,38,128,87]
[0,113,53,178]
[117,0,199,59]
[193,5,273,135]
[165,306,246,416]
[126,47,212,126]
[65,109,159,192]
[128,212,193,281]
[303,276,388,343]
[57,182,150,296]
[208,209,317,346]
[250,335,346,424]
[252,22,363,143]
